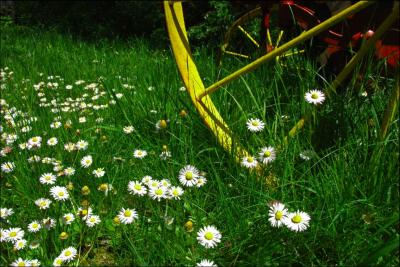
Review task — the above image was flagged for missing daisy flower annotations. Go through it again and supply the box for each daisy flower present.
[141,175,153,186]
[160,179,171,188]
[284,210,311,232]
[92,168,105,178]
[1,161,15,173]
[127,181,147,196]
[148,179,161,190]
[241,155,258,169]
[133,149,147,159]
[117,208,138,224]
[75,140,88,150]
[64,167,75,176]
[30,259,41,267]
[35,198,52,210]
[50,186,70,201]
[64,142,76,152]
[197,259,217,267]
[305,89,325,105]
[59,246,77,262]
[149,186,168,201]
[123,126,135,134]
[259,146,276,164]
[178,165,199,187]
[85,215,101,227]
[169,186,184,200]
[197,225,222,248]
[14,239,27,250]
[196,176,207,187]
[28,221,42,232]
[246,118,265,132]
[0,228,6,242]
[4,227,24,242]
[80,155,93,168]
[63,213,75,225]
[39,172,57,185]
[10,258,30,267]
[0,207,13,219]
[50,121,62,129]
[53,257,64,266]
[42,217,56,229]
[47,137,58,146]
[159,150,172,160]
[268,202,288,228]
[27,136,42,149]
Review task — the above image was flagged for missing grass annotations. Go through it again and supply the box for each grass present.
[0,22,399,266]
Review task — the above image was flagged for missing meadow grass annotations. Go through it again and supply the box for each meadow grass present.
[0,23,399,266]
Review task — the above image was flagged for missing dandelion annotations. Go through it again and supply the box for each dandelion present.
[80,155,93,168]
[284,210,311,232]
[268,202,288,228]
[117,208,138,224]
[4,228,24,242]
[133,149,147,159]
[178,165,199,187]
[0,207,13,219]
[241,156,258,169]
[149,186,168,201]
[123,126,135,134]
[35,198,52,210]
[14,239,27,250]
[28,221,42,232]
[259,146,276,165]
[305,89,325,105]
[47,137,58,146]
[1,161,15,173]
[50,186,70,201]
[92,168,105,178]
[85,215,101,227]
[197,259,217,267]
[75,140,88,150]
[63,213,75,225]
[127,181,147,196]
[39,172,57,185]
[59,246,77,262]
[246,118,265,132]
[197,225,222,248]
[169,186,184,200]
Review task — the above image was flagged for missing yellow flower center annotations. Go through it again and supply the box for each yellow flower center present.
[65,251,71,256]
[292,214,302,223]
[247,156,254,163]
[99,184,108,191]
[56,259,63,265]
[40,201,46,207]
[173,190,179,196]
[33,223,38,228]
[311,93,318,99]
[155,189,163,196]
[45,176,51,180]
[251,121,259,126]
[275,211,283,220]
[18,262,25,267]
[9,232,17,237]
[124,210,132,217]
[185,172,193,180]
[32,137,38,142]
[134,184,142,190]
[204,232,214,240]
[137,151,142,156]
[90,217,96,222]
[264,151,271,157]
[58,191,64,196]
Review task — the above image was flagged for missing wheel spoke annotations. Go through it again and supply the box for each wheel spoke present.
[238,25,260,48]
[223,50,251,59]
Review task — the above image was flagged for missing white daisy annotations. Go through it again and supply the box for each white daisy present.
[75,140,88,150]
[127,181,147,196]
[123,125,135,134]
[148,179,161,190]
[0,228,6,242]
[42,217,56,229]
[241,156,258,169]
[178,165,199,187]
[305,89,325,105]
[197,225,222,248]
[284,210,311,232]
[0,207,13,219]
[92,168,105,178]
[133,149,147,159]
[1,161,15,173]
[117,208,138,224]
[30,259,41,267]
[4,227,24,242]
[53,257,64,266]
[27,136,42,149]
[196,176,207,187]
[63,213,75,225]
[59,246,77,262]
[246,118,265,132]
[80,155,93,168]
[10,258,30,267]
[169,186,184,200]
[47,137,58,146]
[64,142,76,152]
[197,259,217,267]
[50,186,70,201]
[149,186,168,201]
[85,215,101,227]
[64,167,75,176]
[39,172,57,185]
[35,198,52,210]
[268,202,288,228]
[28,221,42,232]
[14,239,27,250]
[259,146,276,164]
[50,121,62,129]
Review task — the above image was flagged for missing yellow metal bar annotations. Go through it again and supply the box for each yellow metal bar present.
[276,30,284,47]
[328,1,399,95]
[267,29,273,46]
[198,0,374,100]
[164,1,250,161]
[238,25,260,48]
[379,75,399,140]
[224,50,251,59]
[277,49,305,59]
